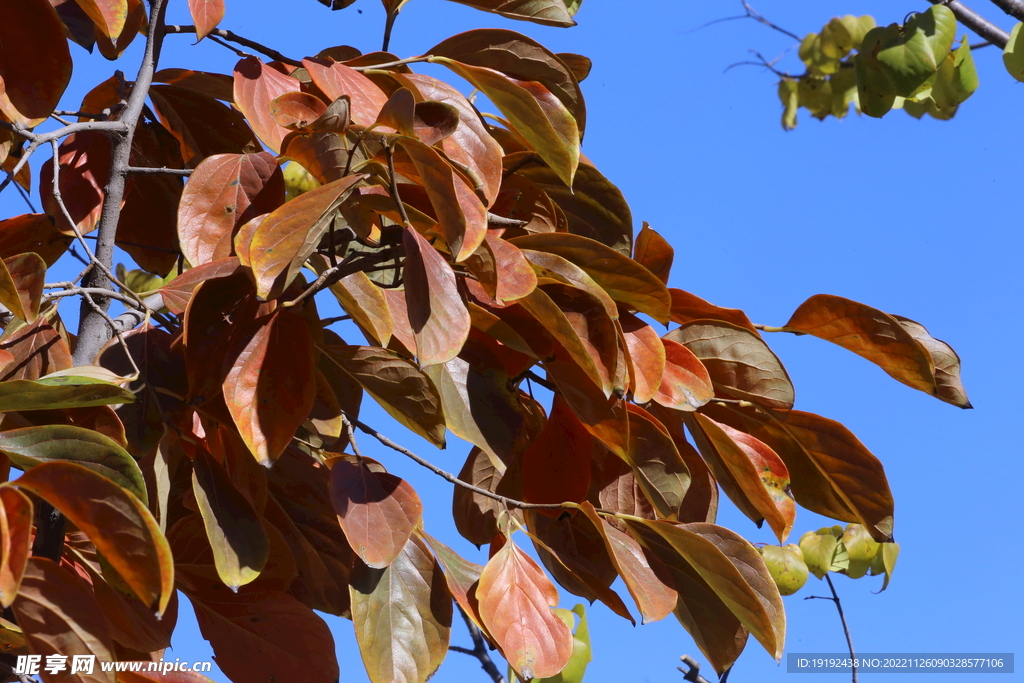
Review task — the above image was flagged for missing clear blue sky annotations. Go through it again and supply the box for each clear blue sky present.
[2,1,1021,681]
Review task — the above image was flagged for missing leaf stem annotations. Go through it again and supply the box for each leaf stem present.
[382,9,399,53]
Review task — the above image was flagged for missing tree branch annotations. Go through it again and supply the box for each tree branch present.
[988,0,1024,21]
[929,0,1010,48]
[806,575,858,683]
[163,25,301,66]
[677,655,715,683]
[73,0,169,366]
[450,607,506,683]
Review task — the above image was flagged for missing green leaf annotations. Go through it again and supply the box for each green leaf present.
[778,79,798,131]
[0,376,135,411]
[0,425,147,502]
[855,26,898,118]
[1003,22,1024,82]
[876,6,957,97]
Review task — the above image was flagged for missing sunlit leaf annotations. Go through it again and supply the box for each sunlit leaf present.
[476,537,574,680]
[350,534,452,683]
[1004,22,1024,81]
[149,84,261,167]
[892,315,970,408]
[0,486,31,608]
[536,604,591,683]
[330,457,423,568]
[876,5,956,96]
[669,288,756,332]
[653,338,714,412]
[187,0,225,41]
[624,404,690,520]
[0,376,134,411]
[0,0,73,126]
[16,462,174,615]
[633,223,673,285]
[304,58,389,126]
[442,0,577,27]
[619,312,665,405]
[0,254,44,323]
[233,56,302,153]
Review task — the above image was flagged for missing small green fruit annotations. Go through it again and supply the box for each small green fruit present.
[843,524,881,579]
[760,544,809,596]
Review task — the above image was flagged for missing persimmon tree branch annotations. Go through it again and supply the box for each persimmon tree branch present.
[0,120,126,196]
[806,575,858,683]
[930,0,1010,47]
[163,25,301,66]
[989,0,1024,20]
[73,0,169,367]
[450,607,506,683]
[677,655,715,683]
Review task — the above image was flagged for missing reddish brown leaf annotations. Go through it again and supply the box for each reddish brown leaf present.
[155,68,234,102]
[11,558,116,682]
[420,531,488,632]
[402,226,471,367]
[521,394,592,506]
[270,91,329,130]
[117,172,183,277]
[93,0,143,60]
[149,84,260,167]
[588,446,656,522]
[119,671,217,683]
[688,414,795,543]
[0,486,31,608]
[579,502,676,624]
[453,447,508,546]
[489,171,563,237]
[647,404,719,524]
[634,222,674,284]
[620,312,665,404]
[0,214,72,266]
[350,534,452,683]
[74,0,127,39]
[39,131,110,236]
[625,404,690,520]
[0,253,45,323]
[544,356,629,460]
[397,74,504,205]
[476,537,574,680]
[669,289,757,332]
[188,587,338,683]
[187,0,225,41]
[665,321,794,410]
[157,257,241,314]
[16,462,174,615]
[0,313,73,381]
[0,0,72,126]
[50,0,97,53]
[304,58,389,126]
[330,458,423,568]
[784,294,960,404]
[232,56,302,153]
[443,0,577,27]
[222,309,316,466]
[237,174,363,300]
[321,267,393,346]
[893,315,971,408]
[178,152,284,267]
[629,519,784,661]
[653,338,714,412]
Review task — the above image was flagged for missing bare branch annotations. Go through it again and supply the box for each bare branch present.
[988,0,1024,22]
[450,607,506,683]
[164,25,301,66]
[124,166,193,176]
[806,575,858,683]
[929,0,1010,48]
[677,655,715,683]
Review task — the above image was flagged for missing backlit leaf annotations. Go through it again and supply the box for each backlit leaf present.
[521,395,593,506]
[620,312,665,405]
[402,226,471,367]
[442,0,577,27]
[665,321,794,410]
[669,288,756,332]
[323,269,393,346]
[149,84,261,167]
[0,254,43,323]
[40,131,110,236]
[155,68,234,102]
[222,309,316,466]
[876,5,956,96]
[633,223,673,284]
[0,376,134,411]
[157,257,241,314]
[178,152,284,267]
[192,448,270,591]
[476,538,574,680]
[0,425,146,502]
[544,357,629,459]
[653,338,714,412]
[350,534,452,683]
[237,174,363,300]
[0,214,72,266]
[625,404,690,520]
[11,559,116,682]
[419,532,487,630]
[0,486,31,608]
[304,58,389,126]
[271,91,329,130]
[75,0,127,39]
[330,458,423,568]
[0,0,72,126]
[579,503,676,624]
[188,0,226,42]
[1003,22,1024,82]
[16,462,174,615]
[233,56,302,153]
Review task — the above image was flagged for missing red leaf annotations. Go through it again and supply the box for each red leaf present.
[187,0,225,41]
[521,395,592,507]
[633,222,674,284]
[39,131,110,236]
[304,58,389,126]
[0,214,72,266]
[222,309,316,466]
[233,56,302,153]
[653,338,714,411]
[74,0,127,39]
[270,91,329,130]
[402,226,471,367]
[329,458,423,568]
[0,0,72,126]
[149,84,260,167]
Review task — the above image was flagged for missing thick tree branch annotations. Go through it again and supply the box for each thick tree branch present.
[163,25,301,66]
[73,0,169,366]
[988,0,1024,21]
[929,0,1010,48]
[450,607,505,683]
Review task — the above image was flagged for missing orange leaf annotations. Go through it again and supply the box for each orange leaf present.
[149,84,260,167]
[329,458,423,568]
[402,226,471,367]
[893,315,971,408]
[0,0,72,126]
[187,0,225,42]
[304,58,389,126]
[476,538,574,680]
[237,174,363,300]
[634,222,674,284]
[270,91,329,130]
[16,463,174,615]
[11,558,116,682]
[39,131,110,236]
[666,321,794,410]
[669,288,756,332]
[521,394,592,507]
[0,214,72,266]
[0,253,45,323]
[620,312,665,405]
[232,56,302,153]
[75,0,127,39]
[222,309,316,466]
[0,314,72,381]
[688,414,795,543]
[579,502,676,624]
[653,338,714,411]
[178,152,284,267]
[0,486,31,608]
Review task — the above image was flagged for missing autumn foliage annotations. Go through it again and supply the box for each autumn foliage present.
[0,0,970,682]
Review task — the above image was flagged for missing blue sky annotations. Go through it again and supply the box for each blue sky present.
[2,1,1021,681]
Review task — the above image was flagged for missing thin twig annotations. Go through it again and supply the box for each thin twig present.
[124,166,192,175]
[207,33,251,59]
[78,289,143,380]
[677,655,714,683]
[806,575,858,683]
[382,9,400,53]
[690,2,802,41]
[340,413,363,458]
[163,25,302,66]
[348,415,577,511]
[13,181,36,212]
[450,607,505,683]
[354,55,432,72]
[384,142,412,228]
